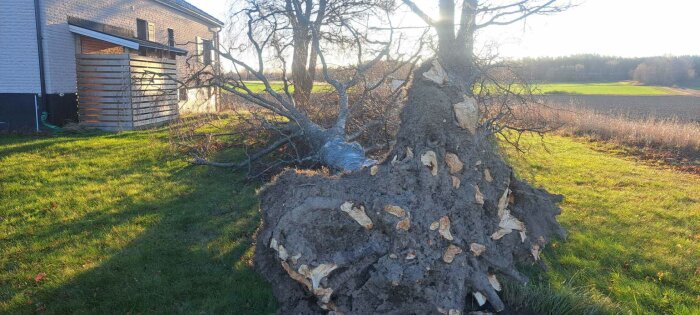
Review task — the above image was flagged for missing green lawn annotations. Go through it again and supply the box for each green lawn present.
[532,81,678,95]
[503,136,700,314]
[234,81,332,93]
[236,80,679,95]
[0,131,276,314]
[1,130,698,314]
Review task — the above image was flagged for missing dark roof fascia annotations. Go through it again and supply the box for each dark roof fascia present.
[68,21,188,55]
[68,16,134,38]
[152,0,224,27]
[135,38,188,55]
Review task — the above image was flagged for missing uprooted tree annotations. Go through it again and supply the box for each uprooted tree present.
[248,0,575,313]
[184,0,572,313]
[183,0,422,174]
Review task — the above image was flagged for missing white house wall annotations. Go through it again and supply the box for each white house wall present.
[0,0,41,94]
[182,87,218,113]
[38,0,218,95]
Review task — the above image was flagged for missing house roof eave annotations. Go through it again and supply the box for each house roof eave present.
[69,24,140,50]
[152,0,224,28]
[68,23,189,55]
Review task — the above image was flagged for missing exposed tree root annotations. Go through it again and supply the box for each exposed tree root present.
[254,62,565,314]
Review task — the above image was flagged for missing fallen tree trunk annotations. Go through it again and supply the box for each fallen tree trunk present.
[254,61,565,314]
[189,120,376,172]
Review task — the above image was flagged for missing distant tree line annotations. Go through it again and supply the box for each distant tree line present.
[512,55,700,86]
[225,55,700,87]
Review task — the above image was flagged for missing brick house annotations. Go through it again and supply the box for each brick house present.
[0,0,223,132]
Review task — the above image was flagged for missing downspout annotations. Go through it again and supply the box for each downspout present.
[33,0,47,132]
[212,27,222,111]
[216,30,221,111]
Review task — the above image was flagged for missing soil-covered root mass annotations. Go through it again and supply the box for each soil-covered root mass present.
[254,62,565,314]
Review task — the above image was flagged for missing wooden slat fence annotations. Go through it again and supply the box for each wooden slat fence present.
[76,54,179,131]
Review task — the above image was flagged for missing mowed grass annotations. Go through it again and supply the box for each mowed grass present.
[0,131,276,314]
[533,81,678,95]
[236,80,679,95]
[234,81,332,93]
[503,134,700,314]
[1,129,698,314]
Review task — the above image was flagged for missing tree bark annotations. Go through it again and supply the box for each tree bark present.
[291,29,315,106]
[436,0,477,88]
[288,0,325,107]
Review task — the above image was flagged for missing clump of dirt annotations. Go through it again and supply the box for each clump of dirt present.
[254,61,566,314]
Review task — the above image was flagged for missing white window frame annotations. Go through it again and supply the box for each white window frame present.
[196,36,203,63]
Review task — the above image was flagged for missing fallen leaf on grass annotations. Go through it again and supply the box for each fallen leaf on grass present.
[34,273,46,283]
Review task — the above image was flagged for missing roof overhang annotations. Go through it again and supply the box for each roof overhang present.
[137,41,188,55]
[152,0,224,27]
[69,24,188,55]
[69,24,139,50]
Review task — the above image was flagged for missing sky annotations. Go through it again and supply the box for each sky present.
[188,0,700,59]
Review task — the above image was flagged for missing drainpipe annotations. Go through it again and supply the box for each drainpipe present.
[33,0,47,132]
[211,26,221,111]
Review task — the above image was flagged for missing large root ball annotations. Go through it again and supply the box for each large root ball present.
[254,62,565,314]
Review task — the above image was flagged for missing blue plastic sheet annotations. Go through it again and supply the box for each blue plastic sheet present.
[319,137,376,172]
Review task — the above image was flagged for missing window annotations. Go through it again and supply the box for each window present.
[148,22,155,41]
[167,29,175,47]
[196,36,203,62]
[179,87,188,101]
[202,39,213,66]
[196,37,213,66]
[136,19,148,40]
[136,19,155,41]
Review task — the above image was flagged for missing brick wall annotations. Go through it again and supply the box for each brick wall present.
[38,0,219,94]
[79,36,124,54]
[0,0,41,94]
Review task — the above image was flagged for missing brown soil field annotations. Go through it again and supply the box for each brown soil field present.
[538,95,700,122]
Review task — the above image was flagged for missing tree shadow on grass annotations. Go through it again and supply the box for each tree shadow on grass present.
[0,137,83,157]
[5,162,276,314]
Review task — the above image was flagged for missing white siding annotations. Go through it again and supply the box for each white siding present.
[0,0,41,94]
[38,0,219,94]
[181,87,218,113]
